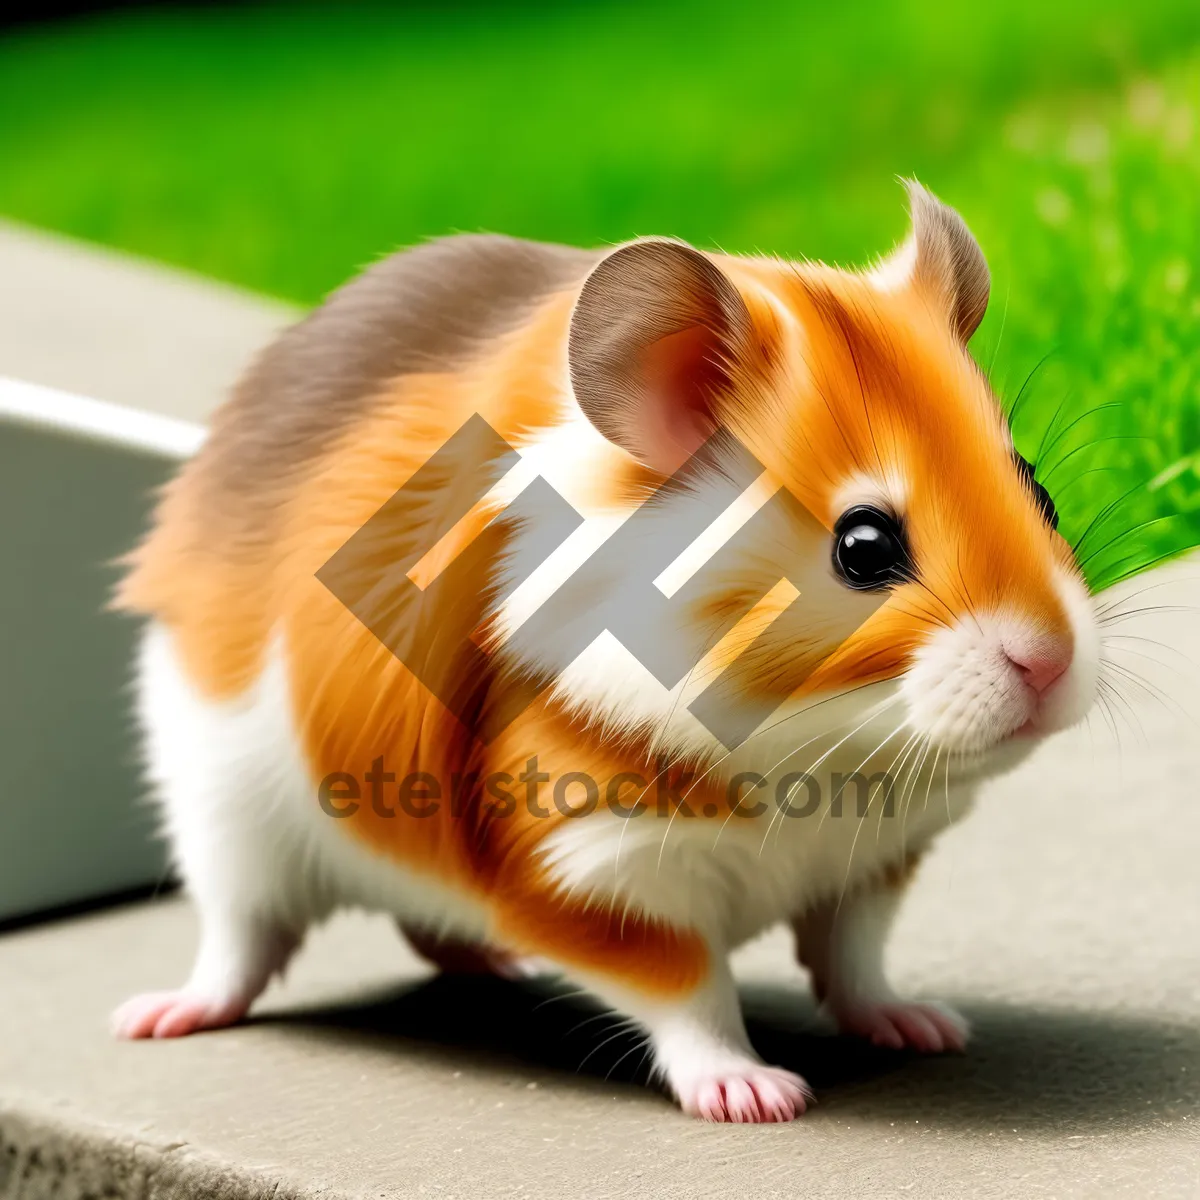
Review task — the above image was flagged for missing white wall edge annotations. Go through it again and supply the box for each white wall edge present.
[0,376,206,461]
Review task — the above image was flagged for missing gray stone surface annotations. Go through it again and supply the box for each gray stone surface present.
[0,220,294,423]
[0,417,176,921]
[0,224,1197,1198]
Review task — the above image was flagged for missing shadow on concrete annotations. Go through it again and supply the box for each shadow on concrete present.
[258,973,1200,1133]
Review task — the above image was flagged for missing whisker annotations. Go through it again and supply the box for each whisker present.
[877,726,926,841]
[1075,515,1184,571]
[770,701,909,854]
[1091,546,1195,593]
[1005,348,1057,431]
[604,1034,652,1083]
[1092,682,1121,744]
[564,1007,630,1039]
[920,742,942,818]
[530,986,595,1014]
[1035,402,1123,475]
[1101,635,1196,678]
[1033,391,1074,474]
[896,733,934,859]
[810,715,911,843]
[1054,463,1125,498]
[954,544,982,631]
[764,702,908,856]
[1095,570,1200,615]
[837,727,925,913]
[688,678,896,813]
[1098,602,1200,624]
[576,1022,642,1074]
[943,747,954,827]
[1072,477,1157,559]
[1096,675,1144,745]
[1102,658,1196,730]
[985,282,1011,381]
[1042,434,1153,490]
[707,696,891,857]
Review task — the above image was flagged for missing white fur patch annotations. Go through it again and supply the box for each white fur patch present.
[138,623,490,943]
[831,469,909,521]
[864,234,918,294]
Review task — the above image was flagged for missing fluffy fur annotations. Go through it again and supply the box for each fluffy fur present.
[112,183,1098,1123]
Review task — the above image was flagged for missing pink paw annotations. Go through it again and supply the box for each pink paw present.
[833,1000,969,1053]
[677,1064,811,1123]
[111,990,247,1040]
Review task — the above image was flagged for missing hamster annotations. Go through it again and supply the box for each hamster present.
[111,181,1099,1123]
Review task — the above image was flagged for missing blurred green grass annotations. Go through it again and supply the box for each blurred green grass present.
[1,0,1199,590]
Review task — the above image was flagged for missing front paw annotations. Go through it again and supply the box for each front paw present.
[830,999,969,1053]
[111,989,248,1040]
[673,1059,812,1123]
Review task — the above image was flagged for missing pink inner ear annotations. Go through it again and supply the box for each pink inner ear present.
[636,324,724,475]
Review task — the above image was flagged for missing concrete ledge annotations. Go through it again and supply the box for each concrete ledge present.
[0,1102,308,1200]
[0,220,295,424]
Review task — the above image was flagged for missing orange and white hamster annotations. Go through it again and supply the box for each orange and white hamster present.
[112,181,1098,1123]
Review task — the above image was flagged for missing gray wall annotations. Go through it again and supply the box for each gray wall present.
[0,421,170,920]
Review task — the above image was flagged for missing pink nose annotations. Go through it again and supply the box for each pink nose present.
[1006,646,1071,697]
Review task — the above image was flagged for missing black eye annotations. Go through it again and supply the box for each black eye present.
[832,505,912,591]
[1014,453,1058,530]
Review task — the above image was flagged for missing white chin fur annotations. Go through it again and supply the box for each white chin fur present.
[900,568,1098,756]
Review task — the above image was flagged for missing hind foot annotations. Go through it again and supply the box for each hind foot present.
[831,999,969,1053]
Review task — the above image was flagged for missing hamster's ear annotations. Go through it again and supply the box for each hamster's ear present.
[568,239,754,475]
[879,180,990,343]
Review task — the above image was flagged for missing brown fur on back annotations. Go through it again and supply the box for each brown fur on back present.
[180,235,596,533]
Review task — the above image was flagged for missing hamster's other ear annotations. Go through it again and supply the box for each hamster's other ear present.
[879,180,990,344]
[568,239,754,475]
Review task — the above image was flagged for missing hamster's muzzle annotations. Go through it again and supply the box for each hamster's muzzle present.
[899,569,1098,755]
